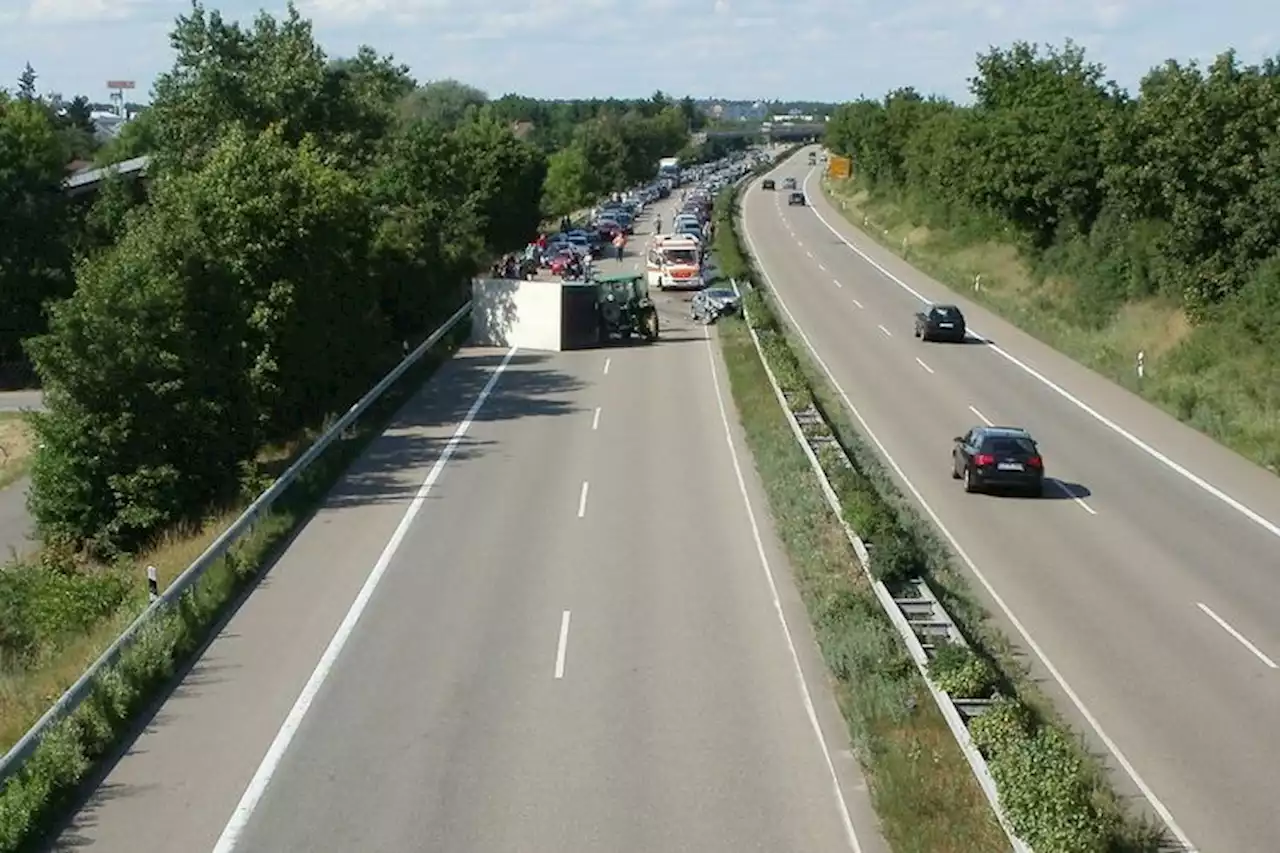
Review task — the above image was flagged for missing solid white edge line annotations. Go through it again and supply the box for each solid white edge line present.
[741,173,1198,850]
[968,405,992,426]
[700,321,864,853]
[1196,603,1278,669]
[801,164,1280,546]
[577,481,589,518]
[210,345,519,853]
[592,407,601,430]
[915,357,934,374]
[554,610,572,678]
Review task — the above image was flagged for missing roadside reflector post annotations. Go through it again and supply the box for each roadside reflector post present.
[146,565,159,602]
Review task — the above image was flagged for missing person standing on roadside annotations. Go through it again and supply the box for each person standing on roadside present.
[612,231,626,261]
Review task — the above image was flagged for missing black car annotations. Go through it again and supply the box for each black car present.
[952,426,1044,496]
[762,178,775,190]
[788,192,806,206]
[914,304,966,342]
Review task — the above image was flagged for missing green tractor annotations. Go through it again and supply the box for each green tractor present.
[594,272,660,344]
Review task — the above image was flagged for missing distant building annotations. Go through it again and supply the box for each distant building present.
[90,110,127,142]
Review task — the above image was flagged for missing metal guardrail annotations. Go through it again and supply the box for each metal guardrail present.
[0,299,473,787]
[729,274,1032,853]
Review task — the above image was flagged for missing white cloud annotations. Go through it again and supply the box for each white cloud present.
[26,0,151,23]
[4,0,1278,102]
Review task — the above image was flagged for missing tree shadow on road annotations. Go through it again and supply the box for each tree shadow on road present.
[323,350,585,509]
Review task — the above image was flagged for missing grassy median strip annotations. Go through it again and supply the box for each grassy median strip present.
[714,182,1008,851]
[0,321,467,853]
[715,181,1169,852]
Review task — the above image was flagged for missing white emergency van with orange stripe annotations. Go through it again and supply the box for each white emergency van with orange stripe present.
[645,234,704,291]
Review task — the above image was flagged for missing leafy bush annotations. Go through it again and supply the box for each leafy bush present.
[988,725,1117,852]
[927,642,999,699]
[0,562,134,664]
[968,696,1034,756]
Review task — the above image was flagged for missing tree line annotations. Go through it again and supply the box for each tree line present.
[1,0,697,559]
[826,41,1280,327]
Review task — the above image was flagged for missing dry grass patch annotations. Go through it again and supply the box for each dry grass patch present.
[0,415,33,491]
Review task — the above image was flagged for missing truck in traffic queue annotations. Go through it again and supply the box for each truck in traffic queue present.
[658,156,681,186]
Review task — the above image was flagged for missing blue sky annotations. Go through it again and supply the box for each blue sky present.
[1,0,1276,105]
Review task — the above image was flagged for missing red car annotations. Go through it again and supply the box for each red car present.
[548,248,579,275]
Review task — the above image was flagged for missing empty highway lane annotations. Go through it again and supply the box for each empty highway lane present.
[49,196,887,852]
[742,146,1280,852]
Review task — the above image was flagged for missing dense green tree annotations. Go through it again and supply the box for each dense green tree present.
[826,40,1280,321]
[449,116,547,252]
[542,146,595,215]
[14,0,694,554]
[0,91,73,370]
[399,79,487,129]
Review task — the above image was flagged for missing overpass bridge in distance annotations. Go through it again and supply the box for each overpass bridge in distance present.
[703,123,826,141]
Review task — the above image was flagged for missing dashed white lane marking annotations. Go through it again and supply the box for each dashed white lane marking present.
[603,357,611,375]
[968,405,992,425]
[577,481,589,517]
[592,407,601,430]
[915,357,933,374]
[1196,603,1277,669]
[877,324,891,337]
[554,610,572,678]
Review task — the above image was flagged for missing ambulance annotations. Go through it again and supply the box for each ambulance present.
[646,234,704,290]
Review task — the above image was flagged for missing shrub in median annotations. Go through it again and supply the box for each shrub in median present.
[926,642,998,699]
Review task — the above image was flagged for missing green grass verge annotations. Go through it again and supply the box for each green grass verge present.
[0,318,468,852]
[713,161,1010,852]
[715,178,1168,852]
[823,177,1280,473]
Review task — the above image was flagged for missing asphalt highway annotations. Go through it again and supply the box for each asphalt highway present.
[743,146,1280,852]
[0,391,40,559]
[0,481,32,560]
[47,193,888,852]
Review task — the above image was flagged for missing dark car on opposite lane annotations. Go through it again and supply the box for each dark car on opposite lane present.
[952,426,1044,496]
[788,191,806,206]
[762,178,775,190]
[914,304,967,342]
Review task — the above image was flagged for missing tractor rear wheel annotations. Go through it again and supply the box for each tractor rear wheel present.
[644,310,660,341]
